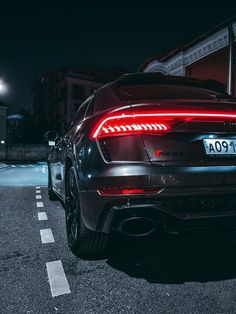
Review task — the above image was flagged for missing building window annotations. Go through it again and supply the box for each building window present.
[85,96,95,117]
[60,85,67,99]
[72,84,85,99]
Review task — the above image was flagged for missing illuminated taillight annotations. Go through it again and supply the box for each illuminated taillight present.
[91,113,170,139]
[91,111,236,139]
[97,188,162,195]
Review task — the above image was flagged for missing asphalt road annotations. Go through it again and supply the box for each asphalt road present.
[2,163,236,313]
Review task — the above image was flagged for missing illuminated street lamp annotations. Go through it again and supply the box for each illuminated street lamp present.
[0,79,8,95]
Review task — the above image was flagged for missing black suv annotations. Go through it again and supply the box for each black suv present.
[46,73,236,258]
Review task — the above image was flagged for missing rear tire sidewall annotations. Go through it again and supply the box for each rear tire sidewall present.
[65,167,89,255]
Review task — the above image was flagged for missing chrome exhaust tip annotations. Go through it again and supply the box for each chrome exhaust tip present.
[118,217,156,237]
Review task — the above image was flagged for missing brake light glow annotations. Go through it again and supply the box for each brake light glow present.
[97,188,162,195]
[91,113,170,139]
[91,111,236,139]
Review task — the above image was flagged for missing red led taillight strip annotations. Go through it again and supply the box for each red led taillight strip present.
[91,113,170,139]
[91,111,236,139]
[101,123,168,134]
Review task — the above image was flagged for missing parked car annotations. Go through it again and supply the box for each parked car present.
[46,72,236,258]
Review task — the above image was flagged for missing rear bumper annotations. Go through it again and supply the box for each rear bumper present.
[85,164,236,189]
[79,164,236,233]
[108,204,236,234]
[80,189,236,234]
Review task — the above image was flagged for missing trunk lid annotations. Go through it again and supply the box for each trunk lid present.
[131,100,236,165]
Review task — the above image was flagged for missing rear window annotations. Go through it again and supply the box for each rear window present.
[118,84,223,101]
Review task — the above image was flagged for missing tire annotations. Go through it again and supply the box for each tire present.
[48,167,58,201]
[65,166,108,259]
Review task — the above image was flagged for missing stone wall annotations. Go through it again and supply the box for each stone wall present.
[5,144,50,161]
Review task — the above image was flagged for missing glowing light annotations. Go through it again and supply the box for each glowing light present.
[91,113,170,139]
[0,79,8,95]
[91,110,236,139]
[97,188,162,196]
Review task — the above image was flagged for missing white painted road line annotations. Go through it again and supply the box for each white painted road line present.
[38,212,48,221]
[36,195,42,199]
[36,186,41,189]
[11,165,16,168]
[46,260,71,297]
[36,202,44,208]
[36,190,41,194]
[40,229,55,243]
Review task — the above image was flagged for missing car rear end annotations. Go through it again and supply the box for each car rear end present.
[78,74,236,236]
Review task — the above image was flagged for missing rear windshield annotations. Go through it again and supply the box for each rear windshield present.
[118,84,227,101]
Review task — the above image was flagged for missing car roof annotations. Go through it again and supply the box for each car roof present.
[111,72,226,94]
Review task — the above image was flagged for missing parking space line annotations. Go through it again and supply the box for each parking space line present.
[36,202,44,208]
[38,212,48,221]
[46,260,71,297]
[40,229,55,243]
[36,195,42,199]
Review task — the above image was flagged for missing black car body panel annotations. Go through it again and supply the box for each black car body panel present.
[48,73,236,239]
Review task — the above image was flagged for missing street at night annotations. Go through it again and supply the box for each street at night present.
[1,2,236,313]
[1,165,236,313]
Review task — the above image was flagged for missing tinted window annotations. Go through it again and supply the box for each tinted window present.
[118,84,222,101]
[116,73,226,94]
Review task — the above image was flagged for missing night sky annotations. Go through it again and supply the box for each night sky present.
[0,1,235,113]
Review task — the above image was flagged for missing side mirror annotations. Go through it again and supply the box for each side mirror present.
[44,131,59,147]
[44,131,59,141]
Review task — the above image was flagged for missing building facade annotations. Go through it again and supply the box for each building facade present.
[0,101,8,160]
[32,66,118,136]
[140,17,236,95]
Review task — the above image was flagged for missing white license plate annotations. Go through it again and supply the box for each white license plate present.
[203,139,236,156]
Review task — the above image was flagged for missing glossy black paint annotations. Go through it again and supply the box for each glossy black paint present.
[48,73,236,235]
